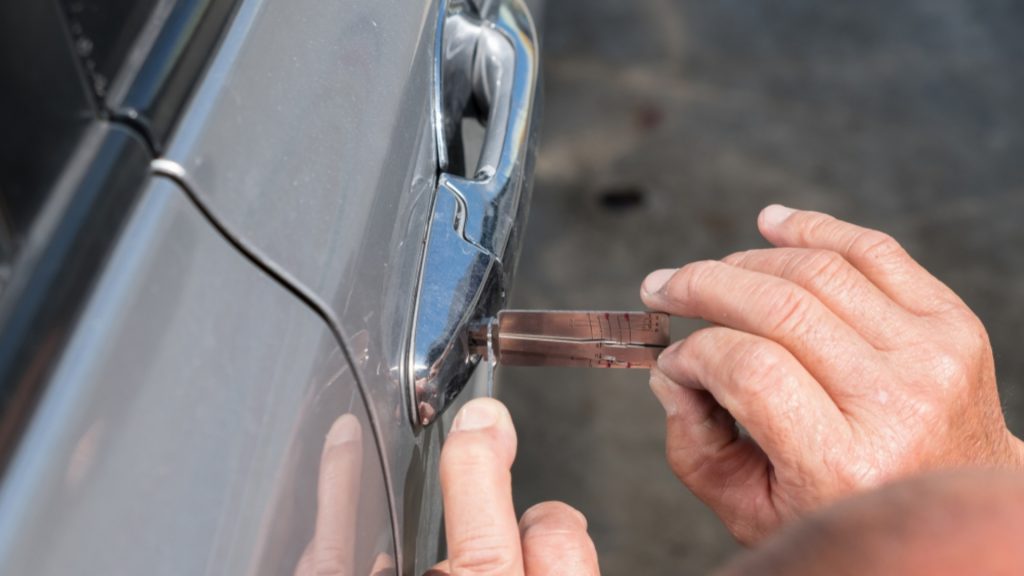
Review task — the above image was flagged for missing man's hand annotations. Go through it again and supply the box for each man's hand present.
[641,205,1024,544]
[429,398,600,576]
[716,469,1024,576]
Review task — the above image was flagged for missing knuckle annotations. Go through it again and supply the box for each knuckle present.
[729,340,788,399]
[920,308,991,369]
[675,329,713,361]
[952,309,990,350]
[450,533,519,575]
[797,212,839,243]
[722,250,755,267]
[929,347,971,394]
[926,295,964,317]
[905,340,971,399]
[669,260,720,304]
[763,283,814,336]
[851,230,904,264]
[799,250,850,288]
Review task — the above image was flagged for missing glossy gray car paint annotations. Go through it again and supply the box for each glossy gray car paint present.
[160,0,440,553]
[0,178,393,574]
[161,0,439,383]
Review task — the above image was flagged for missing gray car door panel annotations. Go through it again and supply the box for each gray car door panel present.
[0,178,394,575]
[137,0,542,569]
[156,0,447,565]
[161,0,439,333]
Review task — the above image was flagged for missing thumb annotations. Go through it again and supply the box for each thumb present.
[440,398,524,575]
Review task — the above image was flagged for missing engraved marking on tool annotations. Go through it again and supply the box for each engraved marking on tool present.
[470,310,670,368]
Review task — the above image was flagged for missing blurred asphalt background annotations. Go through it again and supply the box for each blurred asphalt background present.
[498,0,1024,573]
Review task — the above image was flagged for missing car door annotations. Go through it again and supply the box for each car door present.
[149,0,540,570]
[0,0,542,573]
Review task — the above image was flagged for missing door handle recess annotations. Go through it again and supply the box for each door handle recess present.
[406,0,538,427]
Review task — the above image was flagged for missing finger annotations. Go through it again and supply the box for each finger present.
[649,367,742,478]
[441,398,523,576]
[519,502,600,576]
[311,414,363,576]
[757,205,960,315]
[642,260,881,394]
[650,367,780,543]
[656,328,846,484]
[723,248,917,348]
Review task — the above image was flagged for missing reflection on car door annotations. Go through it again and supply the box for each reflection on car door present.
[153,0,446,569]
[0,179,394,574]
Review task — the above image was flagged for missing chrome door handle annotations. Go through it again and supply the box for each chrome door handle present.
[406,0,538,427]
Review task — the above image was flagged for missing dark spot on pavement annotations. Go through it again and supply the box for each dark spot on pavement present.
[635,103,664,132]
[597,185,646,212]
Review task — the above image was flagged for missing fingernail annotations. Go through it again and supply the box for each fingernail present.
[326,415,360,446]
[452,401,499,432]
[760,204,796,229]
[643,268,677,296]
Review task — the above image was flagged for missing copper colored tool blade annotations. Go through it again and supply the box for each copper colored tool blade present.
[473,310,670,368]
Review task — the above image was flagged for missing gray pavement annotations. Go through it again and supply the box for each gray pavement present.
[499,1,1024,573]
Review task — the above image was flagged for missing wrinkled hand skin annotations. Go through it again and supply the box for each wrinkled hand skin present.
[428,398,600,576]
[642,205,1024,544]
